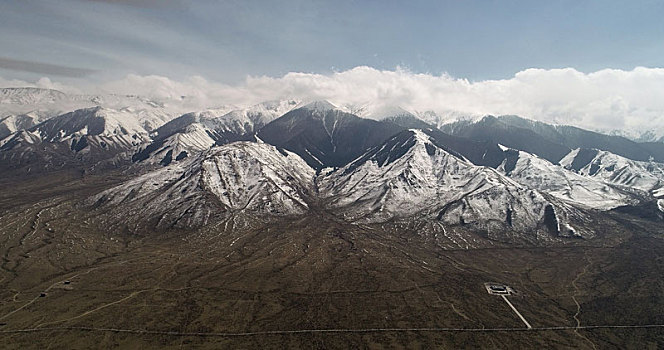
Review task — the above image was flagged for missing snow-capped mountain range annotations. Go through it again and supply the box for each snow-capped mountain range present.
[0,87,177,132]
[2,87,663,244]
[319,130,568,233]
[132,100,298,166]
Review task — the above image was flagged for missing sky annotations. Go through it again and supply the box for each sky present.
[1,0,663,134]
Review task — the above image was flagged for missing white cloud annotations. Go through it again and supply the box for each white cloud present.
[0,76,82,94]
[100,74,230,107]
[4,66,664,137]
[235,66,664,136]
[245,66,664,137]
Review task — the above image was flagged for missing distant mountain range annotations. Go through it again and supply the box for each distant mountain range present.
[2,87,663,246]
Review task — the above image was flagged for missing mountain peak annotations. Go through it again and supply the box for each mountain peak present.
[409,128,432,144]
[479,115,499,123]
[374,105,413,119]
[298,100,337,112]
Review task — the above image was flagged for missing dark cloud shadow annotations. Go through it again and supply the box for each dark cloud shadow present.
[0,57,97,78]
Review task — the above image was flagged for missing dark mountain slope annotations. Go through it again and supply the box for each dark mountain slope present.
[497,115,664,162]
[441,116,571,163]
[258,101,405,170]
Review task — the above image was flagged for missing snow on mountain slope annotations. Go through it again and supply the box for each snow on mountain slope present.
[27,106,149,146]
[0,88,94,126]
[560,148,664,193]
[319,130,578,237]
[0,112,44,139]
[153,101,298,141]
[654,187,664,198]
[64,94,186,132]
[151,110,228,139]
[240,99,297,121]
[296,100,338,113]
[170,124,219,151]
[341,101,479,127]
[608,125,664,143]
[87,129,613,241]
[89,142,316,230]
[134,100,298,165]
[201,142,314,211]
[0,87,68,105]
[0,107,153,170]
[211,99,299,135]
[413,110,480,129]
[114,106,171,133]
[0,87,191,136]
[358,105,438,130]
[132,122,220,166]
[350,104,414,120]
[497,148,637,209]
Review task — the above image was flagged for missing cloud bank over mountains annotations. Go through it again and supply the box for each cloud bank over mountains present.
[2,66,663,136]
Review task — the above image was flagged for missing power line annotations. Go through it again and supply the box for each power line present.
[1,324,663,337]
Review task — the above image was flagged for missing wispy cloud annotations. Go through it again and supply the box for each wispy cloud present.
[0,57,96,78]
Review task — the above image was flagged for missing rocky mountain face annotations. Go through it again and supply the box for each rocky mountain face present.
[132,100,298,166]
[0,87,69,105]
[89,141,316,231]
[440,116,573,163]
[0,87,176,131]
[1,93,663,245]
[0,97,298,172]
[0,112,44,140]
[442,115,664,163]
[496,146,641,210]
[0,106,153,172]
[560,148,664,193]
[319,130,580,238]
[91,131,593,243]
[257,101,405,170]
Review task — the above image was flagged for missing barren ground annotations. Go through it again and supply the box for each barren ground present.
[0,173,662,349]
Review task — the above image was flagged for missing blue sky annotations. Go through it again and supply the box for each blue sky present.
[1,0,663,84]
